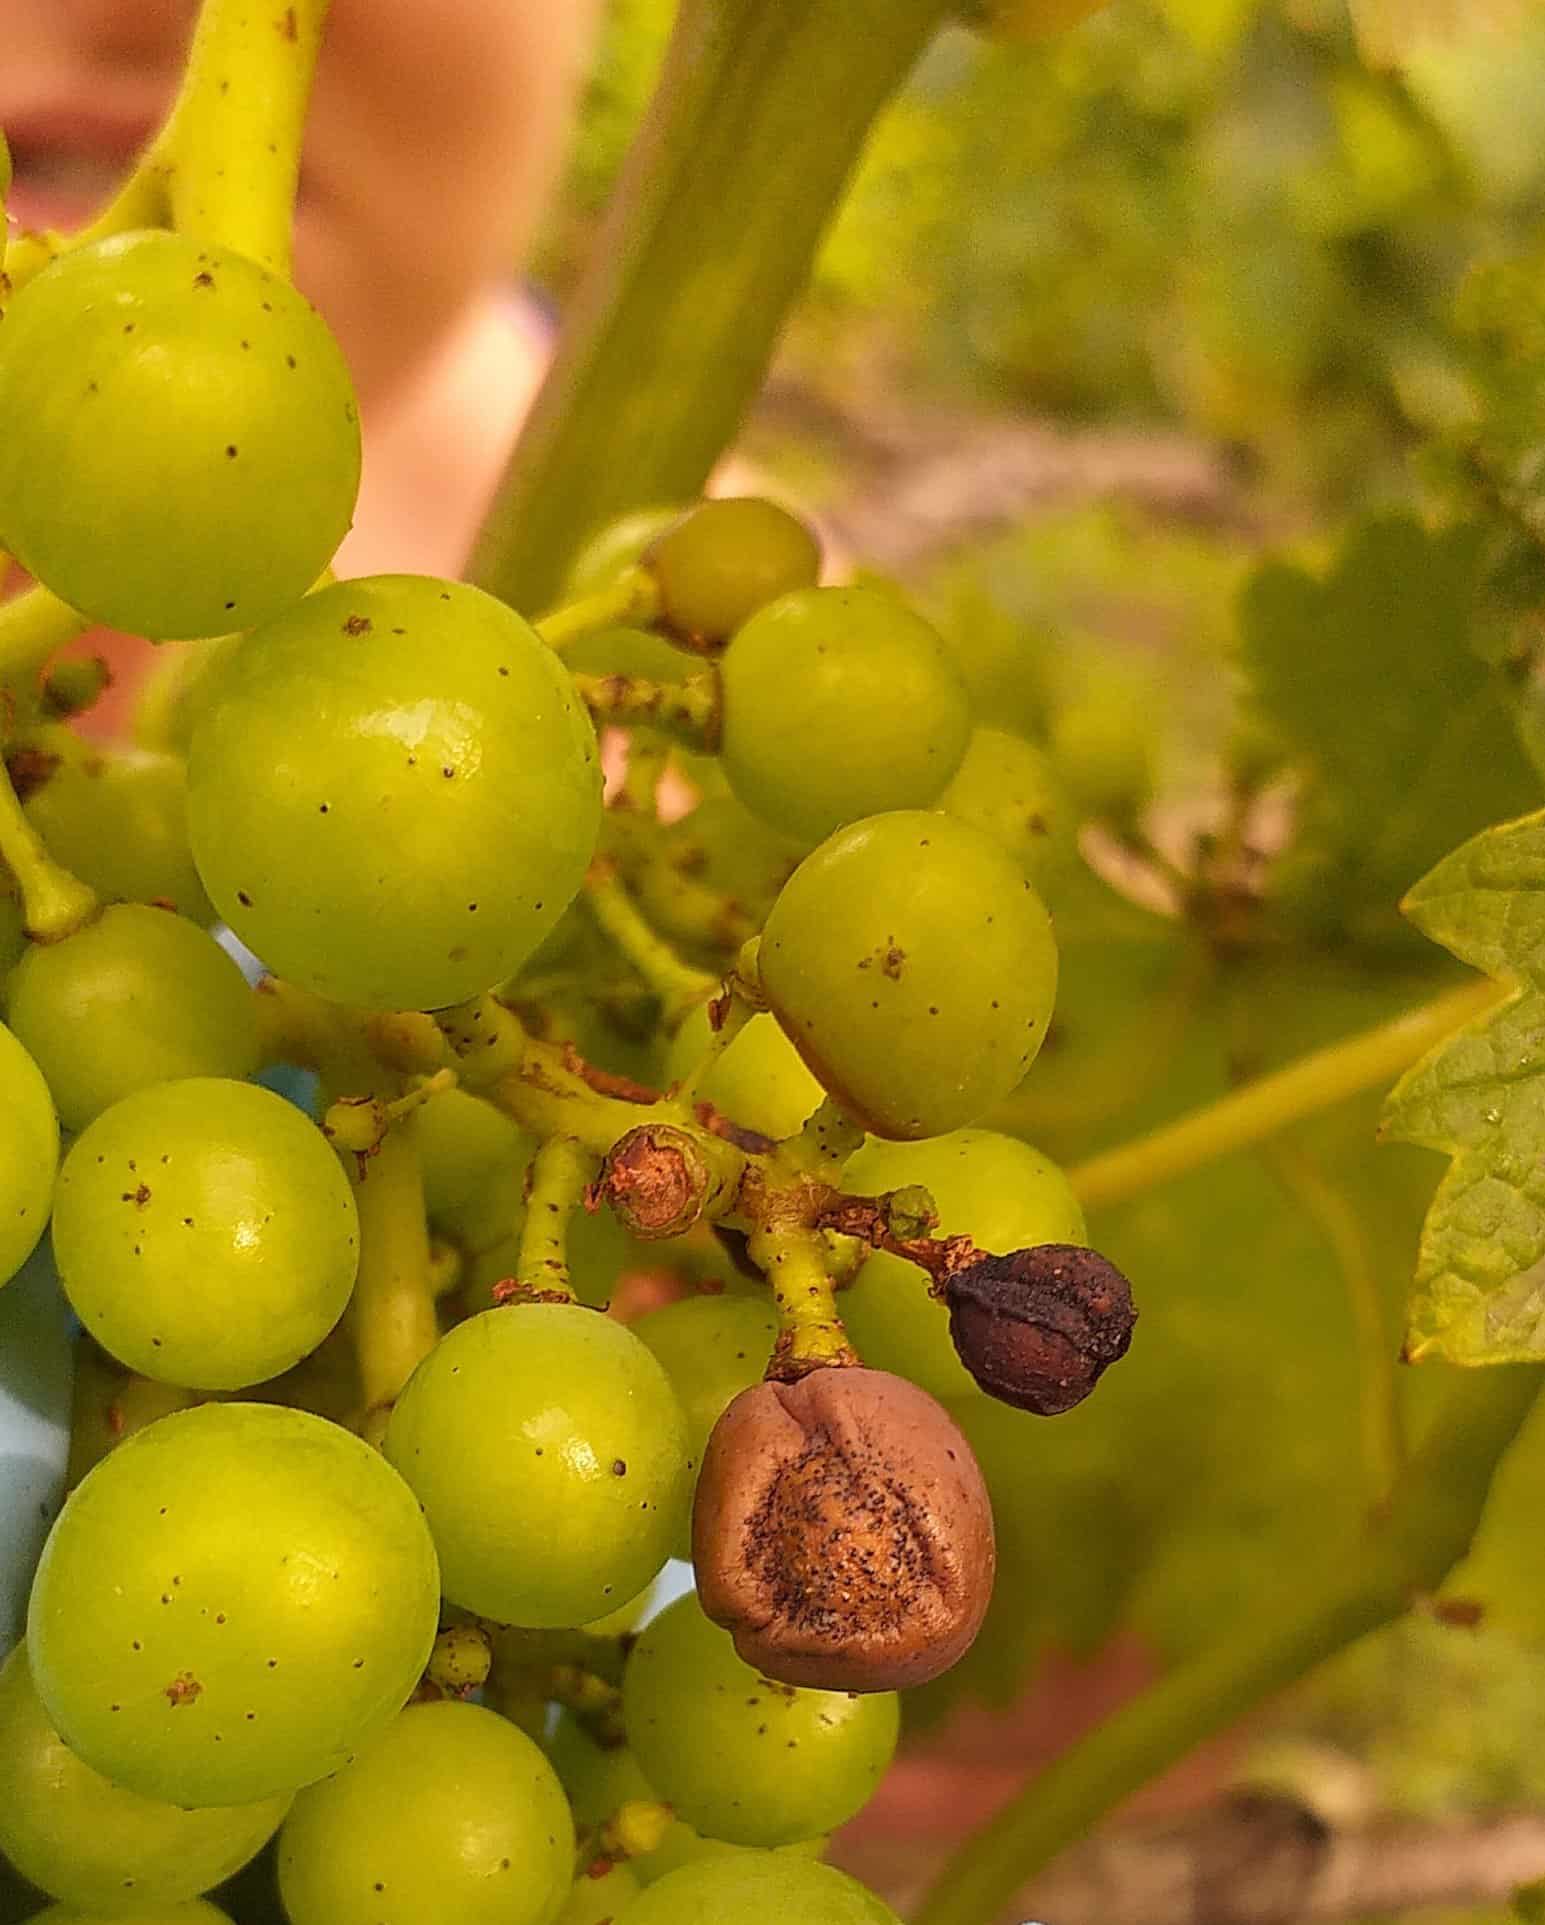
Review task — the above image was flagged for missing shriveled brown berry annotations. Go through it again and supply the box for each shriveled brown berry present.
[945,1243,1135,1415]
[692,1366,994,1692]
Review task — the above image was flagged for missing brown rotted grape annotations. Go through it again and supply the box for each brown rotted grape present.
[944,1243,1136,1415]
[692,1366,994,1693]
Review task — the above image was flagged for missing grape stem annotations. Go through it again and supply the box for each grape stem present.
[499,1136,593,1304]
[342,1106,438,1425]
[150,0,331,272]
[570,669,721,753]
[602,809,761,958]
[535,567,662,654]
[0,760,98,941]
[667,988,755,1112]
[1067,979,1503,1213]
[582,858,718,1029]
[0,584,91,703]
[749,1220,857,1375]
[916,1363,1544,1925]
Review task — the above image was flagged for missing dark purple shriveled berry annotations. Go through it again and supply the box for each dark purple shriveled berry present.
[692,1366,994,1693]
[944,1243,1136,1415]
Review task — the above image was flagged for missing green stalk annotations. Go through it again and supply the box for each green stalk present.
[916,1364,1543,1925]
[469,0,955,611]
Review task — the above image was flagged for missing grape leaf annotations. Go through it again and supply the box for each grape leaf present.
[1381,809,1545,1364]
[1238,515,1539,945]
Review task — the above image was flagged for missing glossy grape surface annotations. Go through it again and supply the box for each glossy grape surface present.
[28,1402,439,1805]
[0,230,359,639]
[759,812,1058,1138]
[52,1078,358,1389]
[718,588,972,843]
[417,1086,528,1222]
[839,1130,1087,1398]
[277,1701,573,1925]
[645,498,821,648]
[633,1293,778,1554]
[0,1642,288,1913]
[664,1006,824,1140]
[0,1020,58,1288]
[6,906,260,1134]
[186,576,603,1011]
[940,726,1077,887]
[25,748,214,922]
[612,1853,901,1923]
[622,1594,899,1847]
[384,1305,690,1626]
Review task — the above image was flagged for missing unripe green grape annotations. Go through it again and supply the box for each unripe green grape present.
[6,905,260,1134]
[0,1018,58,1286]
[623,1594,898,1848]
[187,576,602,1012]
[0,1643,288,1913]
[30,1904,234,1924]
[614,1851,901,1923]
[1048,673,1156,823]
[25,748,214,922]
[277,1701,573,1925]
[29,1403,439,1808]
[544,1716,824,1887]
[718,588,972,844]
[839,1131,1086,1399]
[0,884,26,978]
[940,727,1077,889]
[644,498,822,650]
[385,1305,690,1626]
[0,230,359,640]
[564,506,686,597]
[52,1078,358,1390]
[633,1293,778,1555]
[663,797,808,911]
[664,1005,823,1140]
[558,1862,641,1924]
[417,1086,527,1221]
[760,812,1058,1139]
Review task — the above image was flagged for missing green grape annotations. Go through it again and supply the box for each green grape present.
[644,499,821,649]
[0,1642,288,1913]
[52,1078,358,1390]
[610,1853,900,1923]
[557,1862,641,1925]
[563,507,686,597]
[28,1401,440,1807]
[276,1701,573,1925]
[1048,671,1156,822]
[6,905,260,1134]
[759,812,1058,1139]
[622,1595,898,1847]
[384,1305,690,1626]
[417,1086,527,1221]
[545,1715,826,1886]
[0,1018,58,1286]
[664,1006,823,1140]
[662,797,808,914]
[0,230,359,640]
[0,883,26,978]
[186,576,603,1012]
[838,1130,1087,1399]
[25,748,214,921]
[718,588,972,844]
[633,1294,778,1556]
[29,1904,234,1924]
[940,727,1077,889]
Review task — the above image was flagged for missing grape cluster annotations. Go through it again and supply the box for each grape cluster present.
[0,202,1138,1925]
